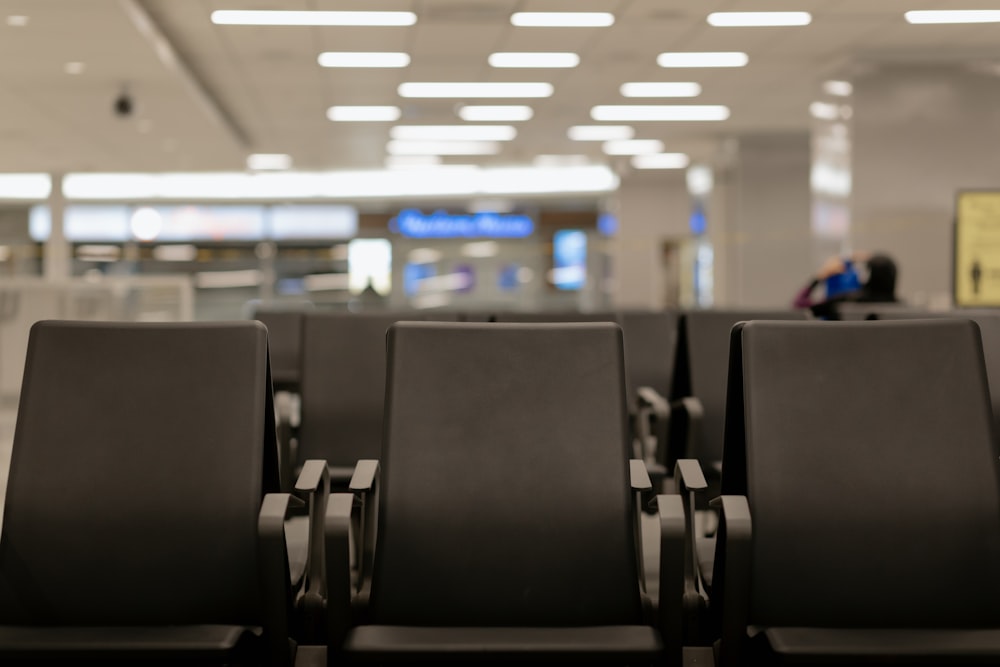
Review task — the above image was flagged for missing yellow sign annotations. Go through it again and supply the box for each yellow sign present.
[955,191,1000,306]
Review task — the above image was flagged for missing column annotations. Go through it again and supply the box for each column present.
[42,173,70,281]
[714,132,815,309]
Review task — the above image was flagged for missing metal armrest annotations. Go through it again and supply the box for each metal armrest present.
[275,401,297,493]
[634,386,671,464]
[675,459,709,639]
[637,386,671,419]
[630,458,653,492]
[258,492,305,667]
[657,493,685,665]
[325,493,355,663]
[295,459,330,630]
[348,459,380,590]
[709,495,752,667]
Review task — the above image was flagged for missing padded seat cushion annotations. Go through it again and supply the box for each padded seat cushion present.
[765,627,1000,660]
[0,624,260,655]
[346,625,662,658]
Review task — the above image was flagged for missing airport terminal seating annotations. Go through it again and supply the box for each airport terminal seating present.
[322,321,690,664]
[709,319,1000,665]
[867,308,1000,440]
[0,321,303,665]
[665,309,810,482]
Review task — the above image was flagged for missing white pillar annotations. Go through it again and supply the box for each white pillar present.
[42,173,70,281]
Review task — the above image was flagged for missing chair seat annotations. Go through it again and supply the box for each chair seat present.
[0,624,261,657]
[764,627,1000,661]
[346,625,662,659]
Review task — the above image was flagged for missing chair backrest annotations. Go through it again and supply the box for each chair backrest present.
[298,312,451,467]
[0,320,278,626]
[873,310,1000,438]
[619,309,678,408]
[491,311,620,323]
[370,322,643,626]
[729,319,1000,628]
[253,308,307,391]
[670,309,808,465]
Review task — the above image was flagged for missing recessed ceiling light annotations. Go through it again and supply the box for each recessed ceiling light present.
[905,10,1000,24]
[620,82,701,98]
[398,82,554,98]
[64,61,85,75]
[458,105,534,122]
[603,139,665,155]
[246,153,293,170]
[488,52,580,68]
[657,52,749,68]
[137,119,153,134]
[6,15,28,27]
[386,140,502,156]
[391,126,517,141]
[318,52,410,68]
[591,105,731,121]
[632,153,691,169]
[568,125,635,141]
[823,80,853,97]
[210,10,417,26]
[327,106,401,122]
[510,12,614,27]
[707,12,811,27]
[809,101,840,120]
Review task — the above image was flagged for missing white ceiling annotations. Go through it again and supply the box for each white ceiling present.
[0,0,998,174]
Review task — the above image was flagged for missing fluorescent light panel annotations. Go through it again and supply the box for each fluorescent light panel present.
[210,10,416,26]
[632,153,690,169]
[318,52,410,68]
[63,167,618,199]
[458,105,533,121]
[658,52,748,68]
[386,156,442,169]
[390,125,517,141]
[905,10,1000,24]
[568,125,634,141]
[621,82,701,97]
[327,106,401,121]
[533,155,591,167]
[386,140,502,155]
[591,105,730,121]
[0,173,52,199]
[510,12,614,27]
[488,52,579,68]
[707,12,811,27]
[603,139,665,155]
[247,153,292,170]
[823,80,853,97]
[398,82,554,98]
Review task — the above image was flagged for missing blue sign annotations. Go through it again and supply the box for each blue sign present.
[391,209,534,239]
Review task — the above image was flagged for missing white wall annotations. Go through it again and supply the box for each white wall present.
[851,63,1000,308]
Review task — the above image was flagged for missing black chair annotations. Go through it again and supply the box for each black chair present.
[324,322,689,664]
[252,305,314,393]
[0,320,300,665]
[291,312,458,488]
[619,310,680,485]
[665,309,809,480]
[872,309,1000,440]
[712,319,1000,665]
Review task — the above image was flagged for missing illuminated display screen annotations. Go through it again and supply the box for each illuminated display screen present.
[551,229,587,291]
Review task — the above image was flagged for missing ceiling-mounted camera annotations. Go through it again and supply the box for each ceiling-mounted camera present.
[113,88,134,117]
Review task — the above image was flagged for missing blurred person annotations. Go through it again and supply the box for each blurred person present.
[793,251,899,318]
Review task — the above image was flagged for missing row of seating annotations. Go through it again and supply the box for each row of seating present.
[0,311,997,664]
